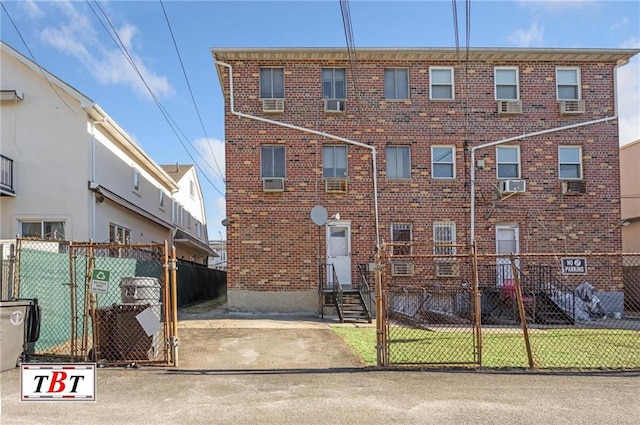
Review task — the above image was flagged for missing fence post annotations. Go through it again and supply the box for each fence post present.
[169,245,179,367]
[471,242,482,366]
[375,250,384,367]
[510,255,534,369]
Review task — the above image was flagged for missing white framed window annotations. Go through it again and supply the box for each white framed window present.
[261,145,286,178]
[323,146,348,178]
[196,222,202,239]
[391,223,412,255]
[496,146,521,179]
[260,67,284,99]
[429,67,454,100]
[133,169,140,192]
[556,67,581,100]
[159,189,165,209]
[431,146,455,179]
[322,68,346,99]
[173,201,184,227]
[109,223,130,244]
[433,222,456,255]
[384,68,409,100]
[189,180,195,198]
[559,146,583,180]
[20,220,65,240]
[495,67,519,100]
[386,146,411,179]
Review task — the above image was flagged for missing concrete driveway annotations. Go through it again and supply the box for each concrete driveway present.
[1,312,639,424]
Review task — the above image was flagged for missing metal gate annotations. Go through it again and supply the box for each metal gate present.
[13,238,178,366]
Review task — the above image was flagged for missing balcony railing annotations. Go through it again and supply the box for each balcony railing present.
[1,155,15,196]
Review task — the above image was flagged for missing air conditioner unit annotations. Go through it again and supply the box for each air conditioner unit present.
[262,98,284,113]
[500,179,526,193]
[325,178,347,193]
[435,259,460,278]
[324,99,345,113]
[391,260,415,277]
[562,180,586,195]
[263,178,284,192]
[559,100,585,114]
[497,100,522,114]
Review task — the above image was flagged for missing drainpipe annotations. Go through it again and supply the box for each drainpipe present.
[469,115,617,245]
[89,119,106,241]
[215,60,381,251]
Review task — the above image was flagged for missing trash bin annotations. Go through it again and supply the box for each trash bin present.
[120,277,161,304]
[1,300,35,371]
[112,304,153,361]
[118,277,164,361]
[93,306,117,361]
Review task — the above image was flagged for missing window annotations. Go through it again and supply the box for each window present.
[557,68,580,100]
[189,180,195,198]
[322,68,346,99]
[433,222,456,255]
[384,68,409,100]
[386,146,411,179]
[133,169,140,191]
[260,67,284,99]
[495,67,519,100]
[496,146,520,179]
[559,146,583,180]
[20,220,65,240]
[261,145,286,178]
[159,190,165,208]
[391,223,412,255]
[323,146,347,178]
[430,67,454,100]
[173,201,184,227]
[432,146,455,179]
[196,222,202,239]
[109,223,130,244]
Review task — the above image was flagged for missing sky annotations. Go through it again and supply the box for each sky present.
[1,0,639,241]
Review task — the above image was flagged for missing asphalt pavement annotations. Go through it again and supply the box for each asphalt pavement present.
[1,311,639,424]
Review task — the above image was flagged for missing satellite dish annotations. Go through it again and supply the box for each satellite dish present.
[310,205,328,226]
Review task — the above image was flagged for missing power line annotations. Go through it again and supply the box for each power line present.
[159,0,225,182]
[85,0,225,197]
[1,2,78,114]
[339,0,363,114]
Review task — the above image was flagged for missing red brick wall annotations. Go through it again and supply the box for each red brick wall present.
[220,56,622,294]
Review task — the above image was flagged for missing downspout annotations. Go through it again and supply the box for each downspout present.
[89,119,105,241]
[215,60,381,251]
[470,115,617,244]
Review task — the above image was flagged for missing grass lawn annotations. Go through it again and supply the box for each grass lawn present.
[331,325,640,369]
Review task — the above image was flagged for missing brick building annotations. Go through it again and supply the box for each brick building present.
[212,47,639,313]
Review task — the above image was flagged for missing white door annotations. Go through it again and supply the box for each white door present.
[326,222,351,286]
[496,225,519,287]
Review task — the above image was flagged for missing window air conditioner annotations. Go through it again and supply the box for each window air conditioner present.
[263,178,284,192]
[262,98,284,113]
[324,99,345,113]
[435,259,460,277]
[562,180,586,195]
[559,100,585,114]
[325,178,348,193]
[500,179,526,193]
[497,100,522,114]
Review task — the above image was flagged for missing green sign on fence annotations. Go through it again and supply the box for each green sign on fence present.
[91,269,110,294]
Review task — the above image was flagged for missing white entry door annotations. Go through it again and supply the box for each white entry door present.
[326,222,351,287]
[496,225,519,287]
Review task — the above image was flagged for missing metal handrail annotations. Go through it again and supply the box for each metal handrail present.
[357,264,373,321]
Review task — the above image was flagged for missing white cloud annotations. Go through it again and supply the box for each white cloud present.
[507,22,544,47]
[516,0,597,14]
[195,137,226,180]
[37,0,173,99]
[20,0,44,19]
[610,17,629,33]
[206,196,228,240]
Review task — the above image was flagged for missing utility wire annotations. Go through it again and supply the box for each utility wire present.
[85,0,224,197]
[451,0,460,63]
[339,0,363,114]
[159,0,225,182]
[1,2,78,114]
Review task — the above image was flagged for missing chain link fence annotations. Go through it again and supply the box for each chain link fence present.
[381,243,640,370]
[12,238,176,366]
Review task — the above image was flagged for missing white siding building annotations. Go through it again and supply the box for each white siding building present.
[0,41,214,262]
